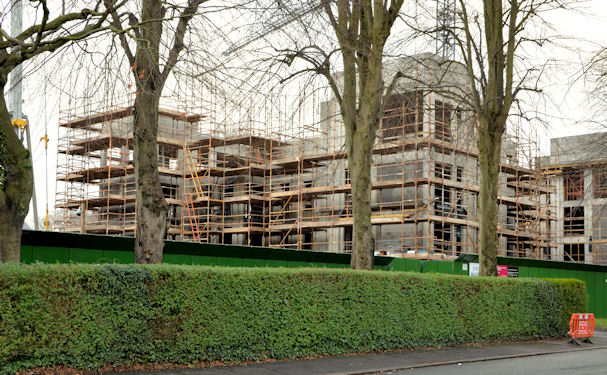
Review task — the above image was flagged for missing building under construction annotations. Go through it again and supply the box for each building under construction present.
[540,133,607,265]
[55,54,559,262]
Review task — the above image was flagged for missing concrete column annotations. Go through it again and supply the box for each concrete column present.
[584,168,594,263]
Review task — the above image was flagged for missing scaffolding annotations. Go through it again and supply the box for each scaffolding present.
[55,55,560,262]
[539,133,607,265]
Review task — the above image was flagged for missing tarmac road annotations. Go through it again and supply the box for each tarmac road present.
[388,347,607,375]
[112,331,607,375]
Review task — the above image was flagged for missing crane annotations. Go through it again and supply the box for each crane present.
[223,2,323,56]
[224,1,457,59]
[436,0,457,60]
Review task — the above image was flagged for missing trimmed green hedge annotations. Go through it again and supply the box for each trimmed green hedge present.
[0,264,586,373]
[542,277,588,329]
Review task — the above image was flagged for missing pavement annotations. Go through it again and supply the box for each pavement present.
[113,331,607,375]
[388,347,607,374]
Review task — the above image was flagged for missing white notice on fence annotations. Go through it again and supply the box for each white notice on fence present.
[469,263,479,277]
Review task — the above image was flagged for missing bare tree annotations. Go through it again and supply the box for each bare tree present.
[451,0,573,275]
[263,0,405,269]
[106,0,208,263]
[0,0,121,262]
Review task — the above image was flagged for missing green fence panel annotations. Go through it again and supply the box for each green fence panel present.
[589,272,598,316]
[405,259,422,272]
[33,246,70,263]
[453,262,465,275]
[538,267,551,278]
[597,272,606,317]
[20,246,34,264]
[388,258,407,271]
[69,248,103,264]
[603,272,607,317]
[574,270,584,282]
[217,257,242,267]
[563,269,577,279]
[559,268,568,278]
[453,262,469,275]
[535,267,548,278]
[579,271,592,313]
[593,272,602,317]
[241,258,267,267]
[582,272,593,314]
[304,262,323,268]
[592,273,601,315]
[284,261,309,268]
[324,263,348,269]
[264,259,289,267]
[164,254,192,265]
[190,255,218,266]
[517,266,529,278]
[306,262,324,268]
[598,273,603,316]
[436,261,456,275]
[102,250,134,264]
[546,268,560,278]
[422,261,438,274]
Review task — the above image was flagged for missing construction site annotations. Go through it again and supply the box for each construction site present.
[54,54,605,264]
[540,133,607,265]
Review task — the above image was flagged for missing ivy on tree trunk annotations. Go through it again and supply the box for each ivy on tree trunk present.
[0,82,32,262]
[0,2,116,262]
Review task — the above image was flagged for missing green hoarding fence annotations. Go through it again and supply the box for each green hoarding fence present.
[20,230,607,318]
[20,230,390,270]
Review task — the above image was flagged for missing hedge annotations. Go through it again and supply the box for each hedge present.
[0,264,586,374]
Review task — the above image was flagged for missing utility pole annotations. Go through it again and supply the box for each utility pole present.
[10,0,40,230]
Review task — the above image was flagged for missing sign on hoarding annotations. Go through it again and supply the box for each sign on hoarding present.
[469,263,479,277]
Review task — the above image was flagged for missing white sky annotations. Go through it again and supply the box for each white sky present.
[541,1,607,138]
[7,0,607,229]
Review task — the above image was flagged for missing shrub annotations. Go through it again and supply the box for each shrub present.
[0,264,585,374]
[542,278,587,330]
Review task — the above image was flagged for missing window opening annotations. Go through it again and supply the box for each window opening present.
[564,206,584,236]
[435,100,453,142]
[564,243,584,262]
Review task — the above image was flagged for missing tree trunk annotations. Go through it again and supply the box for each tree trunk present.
[348,128,375,270]
[0,83,33,263]
[0,212,24,262]
[133,89,167,264]
[477,119,503,276]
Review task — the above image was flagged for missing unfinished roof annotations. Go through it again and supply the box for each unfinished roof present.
[60,107,204,128]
